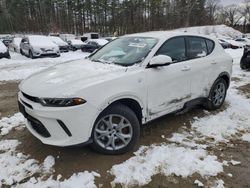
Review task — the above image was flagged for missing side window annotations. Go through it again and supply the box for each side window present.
[186,37,207,59]
[156,37,186,62]
[206,39,214,55]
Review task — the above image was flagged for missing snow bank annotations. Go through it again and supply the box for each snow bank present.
[0,113,25,136]
[110,144,223,187]
[175,25,242,38]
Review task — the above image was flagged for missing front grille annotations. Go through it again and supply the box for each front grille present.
[22,92,40,103]
[27,116,51,138]
[60,46,69,51]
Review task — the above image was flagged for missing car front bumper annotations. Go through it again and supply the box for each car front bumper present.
[18,91,98,146]
[59,46,69,52]
[33,50,60,57]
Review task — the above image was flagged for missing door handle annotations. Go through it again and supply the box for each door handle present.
[181,66,191,71]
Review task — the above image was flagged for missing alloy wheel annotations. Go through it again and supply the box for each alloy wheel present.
[212,82,226,106]
[94,114,133,151]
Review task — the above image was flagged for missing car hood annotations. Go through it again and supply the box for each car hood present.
[19,59,127,98]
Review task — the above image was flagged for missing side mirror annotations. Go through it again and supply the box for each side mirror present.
[148,55,172,68]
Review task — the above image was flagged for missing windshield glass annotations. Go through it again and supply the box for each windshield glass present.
[89,37,158,66]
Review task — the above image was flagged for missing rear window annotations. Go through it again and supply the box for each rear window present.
[91,34,99,39]
[206,39,215,54]
[186,37,208,59]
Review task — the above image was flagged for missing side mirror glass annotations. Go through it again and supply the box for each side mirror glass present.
[148,55,172,68]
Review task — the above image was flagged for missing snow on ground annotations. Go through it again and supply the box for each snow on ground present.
[111,145,223,186]
[242,133,250,142]
[0,138,99,187]
[0,113,25,136]
[110,48,250,187]
[175,25,242,38]
[0,139,40,186]
[0,51,89,81]
[16,171,100,188]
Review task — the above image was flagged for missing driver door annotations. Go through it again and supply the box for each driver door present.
[146,36,191,120]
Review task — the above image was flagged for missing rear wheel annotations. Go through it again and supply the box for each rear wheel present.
[91,104,140,155]
[206,78,227,110]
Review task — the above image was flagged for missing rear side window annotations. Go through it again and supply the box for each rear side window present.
[186,37,207,59]
[156,37,186,62]
[206,39,215,54]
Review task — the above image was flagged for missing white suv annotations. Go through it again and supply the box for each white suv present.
[18,31,233,154]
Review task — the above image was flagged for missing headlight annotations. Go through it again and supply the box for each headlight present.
[40,48,46,52]
[40,98,86,107]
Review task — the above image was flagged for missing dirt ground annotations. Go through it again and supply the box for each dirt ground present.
[1,81,250,188]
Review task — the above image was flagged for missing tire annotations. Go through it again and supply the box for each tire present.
[29,50,34,59]
[20,49,24,55]
[91,104,140,155]
[240,62,247,70]
[240,58,249,70]
[206,78,228,111]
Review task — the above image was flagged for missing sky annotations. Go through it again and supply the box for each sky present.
[221,0,244,6]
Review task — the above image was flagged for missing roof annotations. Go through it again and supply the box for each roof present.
[123,30,216,41]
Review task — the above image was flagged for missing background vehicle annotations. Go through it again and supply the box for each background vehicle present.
[218,38,244,49]
[0,40,10,59]
[81,39,108,52]
[218,39,231,49]
[1,37,12,47]
[68,39,84,51]
[80,32,100,42]
[235,38,250,46]
[9,37,22,53]
[48,36,69,52]
[240,46,250,70]
[18,32,232,154]
[20,35,60,58]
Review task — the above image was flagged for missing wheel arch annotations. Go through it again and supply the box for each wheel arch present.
[97,96,145,126]
[218,72,230,89]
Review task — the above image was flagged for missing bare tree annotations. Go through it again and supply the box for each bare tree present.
[206,0,220,24]
[223,5,243,26]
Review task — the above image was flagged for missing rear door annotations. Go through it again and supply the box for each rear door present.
[185,36,216,98]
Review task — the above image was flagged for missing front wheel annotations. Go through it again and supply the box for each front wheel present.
[29,50,34,59]
[206,78,227,110]
[91,104,140,155]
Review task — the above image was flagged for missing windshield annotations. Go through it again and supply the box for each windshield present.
[89,37,158,66]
